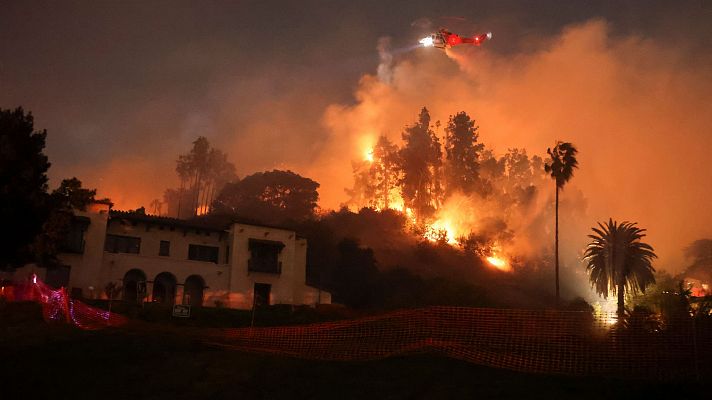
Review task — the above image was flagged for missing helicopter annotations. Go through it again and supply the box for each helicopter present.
[419,28,492,49]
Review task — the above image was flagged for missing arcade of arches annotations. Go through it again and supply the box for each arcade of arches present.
[121,269,205,306]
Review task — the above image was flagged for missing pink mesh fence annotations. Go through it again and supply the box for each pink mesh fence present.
[4,275,127,330]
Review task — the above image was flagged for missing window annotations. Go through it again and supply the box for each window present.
[159,240,170,256]
[188,244,219,263]
[225,245,230,264]
[61,217,89,254]
[104,234,141,254]
[248,239,284,274]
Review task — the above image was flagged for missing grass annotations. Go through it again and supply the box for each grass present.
[83,299,362,327]
[1,301,708,399]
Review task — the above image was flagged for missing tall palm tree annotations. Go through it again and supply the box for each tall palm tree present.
[544,141,578,304]
[583,219,657,318]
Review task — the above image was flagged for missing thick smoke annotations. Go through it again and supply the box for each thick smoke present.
[376,37,394,84]
[55,19,711,276]
[309,19,712,274]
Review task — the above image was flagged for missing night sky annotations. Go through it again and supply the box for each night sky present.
[1,1,711,270]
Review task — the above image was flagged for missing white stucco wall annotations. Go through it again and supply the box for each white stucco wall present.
[5,205,331,309]
[228,223,300,308]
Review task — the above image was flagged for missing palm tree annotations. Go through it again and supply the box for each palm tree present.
[583,219,657,319]
[544,141,578,304]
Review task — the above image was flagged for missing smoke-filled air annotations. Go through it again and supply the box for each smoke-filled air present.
[306,19,712,278]
[9,11,711,307]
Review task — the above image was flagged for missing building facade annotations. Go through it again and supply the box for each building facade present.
[7,202,330,309]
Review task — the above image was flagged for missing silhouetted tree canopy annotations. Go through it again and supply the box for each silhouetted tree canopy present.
[444,111,485,196]
[214,170,319,224]
[0,107,51,269]
[399,107,443,222]
[331,238,383,308]
[52,177,97,211]
[545,141,578,189]
[583,219,657,318]
[33,178,101,268]
[370,135,400,209]
[169,136,236,218]
[545,140,579,303]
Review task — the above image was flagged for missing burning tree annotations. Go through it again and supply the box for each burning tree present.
[399,108,443,223]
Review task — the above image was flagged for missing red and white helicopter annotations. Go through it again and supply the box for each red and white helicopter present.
[419,28,492,49]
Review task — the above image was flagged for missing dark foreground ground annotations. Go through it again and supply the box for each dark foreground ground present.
[1,302,708,400]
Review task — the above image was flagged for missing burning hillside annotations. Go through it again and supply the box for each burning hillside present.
[342,106,566,275]
[304,19,712,274]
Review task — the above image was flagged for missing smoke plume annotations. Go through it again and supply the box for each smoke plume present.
[309,19,712,273]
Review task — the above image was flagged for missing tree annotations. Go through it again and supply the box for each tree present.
[444,111,485,196]
[502,148,533,190]
[369,135,400,210]
[583,219,657,319]
[52,177,97,211]
[331,238,383,309]
[172,137,236,218]
[399,108,443,222]
[346,135,400,211]
[149,199,163,216]
[33,178,101,268]
[163,187,196,220]
[544,141,578,304]
[0,107,51,269]
[345,159,374,210]
[214,170,320,224]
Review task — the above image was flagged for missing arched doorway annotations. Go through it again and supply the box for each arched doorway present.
[122,269,147,304]
[183,275,205,307]
[152,272,177,305]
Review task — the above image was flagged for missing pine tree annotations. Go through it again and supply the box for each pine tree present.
[399,107,442,222]
[444,111,484,196]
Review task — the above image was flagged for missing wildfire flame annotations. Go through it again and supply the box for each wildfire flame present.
[354,146,517,271]
[486,256,511,272]
[424,218,458,244]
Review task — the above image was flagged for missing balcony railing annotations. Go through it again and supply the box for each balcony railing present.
[248,258,282,274]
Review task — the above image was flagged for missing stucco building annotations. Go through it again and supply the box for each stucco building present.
[7,202,330,309]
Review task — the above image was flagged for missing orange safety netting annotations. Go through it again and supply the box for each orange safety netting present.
[204,307,712,380]
[3,275,127,330]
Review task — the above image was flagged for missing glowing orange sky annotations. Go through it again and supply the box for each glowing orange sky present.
[303,20,712,272]
[7,10,709,274]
